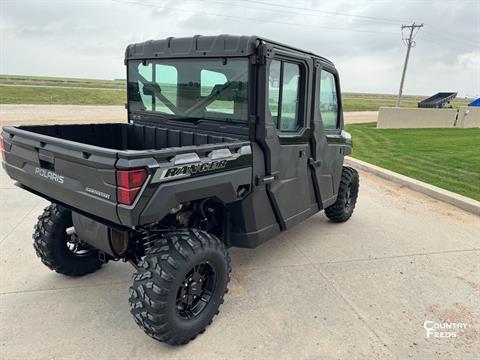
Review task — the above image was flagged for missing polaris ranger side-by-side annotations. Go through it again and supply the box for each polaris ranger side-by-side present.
[1,35,359,345]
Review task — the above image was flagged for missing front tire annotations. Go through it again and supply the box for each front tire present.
[33,204,104,276]
[129,229,231,345]
[325,166,359,223]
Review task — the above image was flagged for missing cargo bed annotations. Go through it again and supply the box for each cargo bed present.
[2,122,250,226]
[18,123,240,151]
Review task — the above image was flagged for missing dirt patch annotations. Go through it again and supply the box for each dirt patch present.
[0,104,127,126]
[359,170,479,224]
[228,271,252,298]
[1,104,375,126]
[344,111,378,124]
[427,303,479,346]
[455,276,480,293]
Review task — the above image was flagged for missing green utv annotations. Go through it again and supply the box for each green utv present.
[1,35,359,345]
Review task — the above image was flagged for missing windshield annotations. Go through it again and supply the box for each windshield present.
[127,58,249,123]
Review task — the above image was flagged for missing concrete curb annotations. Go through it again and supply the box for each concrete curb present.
[344,157,480,216]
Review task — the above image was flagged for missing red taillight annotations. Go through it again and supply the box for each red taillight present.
[117,187,142,206]
[116,168,148,205]
[117,168,148,188]
[0,137,5,161]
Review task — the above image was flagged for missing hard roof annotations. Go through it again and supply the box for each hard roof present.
[125,34,333,66]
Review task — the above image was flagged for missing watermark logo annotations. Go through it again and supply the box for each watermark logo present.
[424,320,468,338]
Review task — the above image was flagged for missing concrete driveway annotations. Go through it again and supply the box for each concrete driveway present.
[1,167,479,359]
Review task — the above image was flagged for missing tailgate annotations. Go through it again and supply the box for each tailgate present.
[2,126,120,224]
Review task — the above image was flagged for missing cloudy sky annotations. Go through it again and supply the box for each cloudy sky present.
[1,0,479,96]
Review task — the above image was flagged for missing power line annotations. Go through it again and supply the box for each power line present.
[242,0,412,24]
[204,0,476,46]
[202,0,406,26]
[397,23,424,107]
[423,27,477,46]
[416,35,475,53]
[111,0,399,36]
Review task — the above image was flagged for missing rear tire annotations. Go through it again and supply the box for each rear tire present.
[129,229,231,345]
[33,204,104,276]
[325,166,359,223]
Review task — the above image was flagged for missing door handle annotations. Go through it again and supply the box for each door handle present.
[256,171,279,186]
[308,158,322,168]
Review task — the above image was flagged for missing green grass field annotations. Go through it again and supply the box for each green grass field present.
[0,75,126,105]
[0,74,471,110]
[0,85,126,105]
[0,74,125,89]
[345,123,480,201]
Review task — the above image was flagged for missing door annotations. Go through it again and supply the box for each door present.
[260,56,318,230]
[310,63,345,208]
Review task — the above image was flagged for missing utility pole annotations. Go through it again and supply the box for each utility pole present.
[396,22,423,107]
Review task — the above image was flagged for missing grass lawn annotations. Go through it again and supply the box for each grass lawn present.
[0,85,126,105]
[0,74,125,89]
[345,123,480,201]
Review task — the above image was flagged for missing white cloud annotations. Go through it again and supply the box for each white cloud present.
[1,0,479,96]
[458,51,480,69]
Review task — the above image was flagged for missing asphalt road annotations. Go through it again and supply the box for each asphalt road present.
[1,166,479,360]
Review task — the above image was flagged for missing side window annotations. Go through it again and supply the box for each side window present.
[319,70,339,130]
[280,63,300,131]
[201,70,227,96]
[201,69,233,114]
[134,62,177,113]
[137,62,153,111]
[268,60,281,127]
[154,64,177,114]
[268,60,302,132]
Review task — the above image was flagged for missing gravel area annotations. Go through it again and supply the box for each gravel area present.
[0,105,377,126]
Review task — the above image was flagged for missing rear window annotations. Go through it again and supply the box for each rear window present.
[128,58,249,124]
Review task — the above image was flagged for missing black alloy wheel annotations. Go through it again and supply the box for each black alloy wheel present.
[176,262,217,320]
